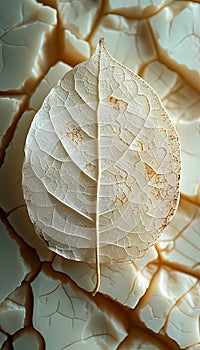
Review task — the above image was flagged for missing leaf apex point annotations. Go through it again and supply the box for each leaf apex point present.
[99,37,105,45]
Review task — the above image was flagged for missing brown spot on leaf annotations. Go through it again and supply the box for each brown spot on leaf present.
[151,187,163,200]
[108,96,128,113]
[158,128,165,133]
[137,141,144,151]
[66,126,83,144]
[154,173,165,184]
[86,162,97,176]
[115,192,128,207]
[145,164,155,181]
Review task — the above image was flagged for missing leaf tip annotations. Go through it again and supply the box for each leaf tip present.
[92,37,107,60]
[99,37,105,45]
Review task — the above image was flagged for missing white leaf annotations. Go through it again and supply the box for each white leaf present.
[22,39,181,294]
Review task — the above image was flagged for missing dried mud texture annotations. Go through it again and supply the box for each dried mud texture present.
[0,1,199,349]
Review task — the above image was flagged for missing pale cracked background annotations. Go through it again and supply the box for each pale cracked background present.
[0,0,200,349]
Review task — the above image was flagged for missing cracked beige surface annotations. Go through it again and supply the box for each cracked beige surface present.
[0,0,200,349]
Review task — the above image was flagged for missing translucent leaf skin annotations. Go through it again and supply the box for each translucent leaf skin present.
[22,39,181,264]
